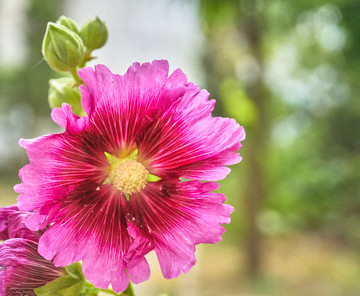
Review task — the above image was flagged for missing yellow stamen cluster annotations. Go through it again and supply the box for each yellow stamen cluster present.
[112,160,148,195]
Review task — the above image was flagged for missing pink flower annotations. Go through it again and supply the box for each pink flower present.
[0,206,62,295]
[15,60,245,292]
[0,205,43,242]
[0,238,64,296]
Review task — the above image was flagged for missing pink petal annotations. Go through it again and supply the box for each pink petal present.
[78,64,115,116]
[15,134,66,215]
[0,238,63,294]
[128,180,233,279]
[78,60,174,116]
[37,186,150,293]
[142,110,245,181]
[51,103,89,132]
[0,205,42,241]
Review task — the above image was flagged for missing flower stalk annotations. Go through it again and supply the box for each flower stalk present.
[69,67,84,86]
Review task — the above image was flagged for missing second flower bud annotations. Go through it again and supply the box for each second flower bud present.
[42,23,85,72]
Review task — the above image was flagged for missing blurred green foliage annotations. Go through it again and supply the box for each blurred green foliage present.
[0,0,359,253]
[0,0,64,115]
[200,0,360,246]
[0,0,359,294]
[265,0,360,243]
[0,0,63,177]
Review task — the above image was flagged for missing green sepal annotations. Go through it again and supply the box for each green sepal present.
[42,22,85,72]
[64,262,85,279]
[128,149,139,159]
[35,263,86,296]
[48,77,84,116]
[147,174,162,182]
[79,16,108,50]
[104,151,112,161]
[104,149,139,166]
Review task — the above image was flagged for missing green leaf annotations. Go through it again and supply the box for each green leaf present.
[35,263,86,296]
[64,262,84,280]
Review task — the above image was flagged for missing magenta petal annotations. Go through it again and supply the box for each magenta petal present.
[0,205,17,240]
[15,134,66,216]
[0,238,63,295]
[78,60,172,116]
[126,255,150,285]
[129,180,233,279]
[15,124,108,228]
[144,113,245,181]
[0,205,42,241]
[123,60,169,108]
[160,68,189,107]
[78,64,115,116]
[125,222,152,284]
[37,187,149,293]
[82,255,129,292]
[51,103,89,132]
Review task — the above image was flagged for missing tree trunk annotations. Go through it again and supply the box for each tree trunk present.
[240,0,268,276]
[199,0,269,277]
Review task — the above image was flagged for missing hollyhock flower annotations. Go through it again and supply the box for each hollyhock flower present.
[0,238,64,296]
[15,60,245,292]
[0,205,42,241]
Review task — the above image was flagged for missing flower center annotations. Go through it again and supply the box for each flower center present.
[113,160,148,195]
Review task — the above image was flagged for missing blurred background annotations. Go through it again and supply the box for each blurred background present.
[1,0,360,295]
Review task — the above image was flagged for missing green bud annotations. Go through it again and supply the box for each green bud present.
[48,77,84,116]
[57,15,79,34]
[42,22,85,72]
[79,16,108,50]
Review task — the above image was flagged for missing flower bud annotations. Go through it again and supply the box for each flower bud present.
[79,16,108,50]
[0,205,42,242]
[42,22,85,72]
[0,239,64,295]
[48,78,83,116]
[57,15,80,34]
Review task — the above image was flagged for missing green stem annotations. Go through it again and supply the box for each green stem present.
[79,48,93,68]
[69,68,83,86]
